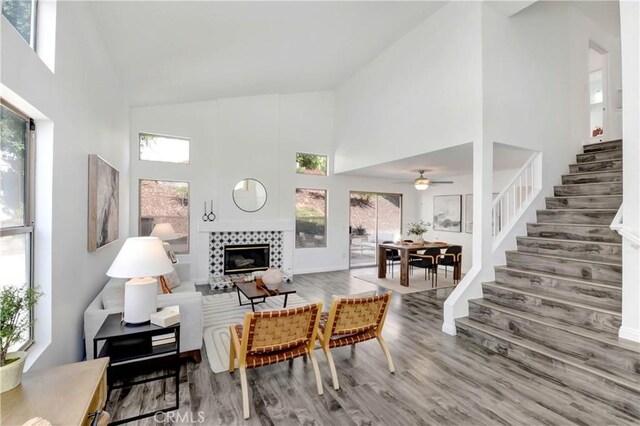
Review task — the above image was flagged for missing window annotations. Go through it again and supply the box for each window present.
[0,101,35,350]
[139,133,190,164]
[2,0,37,47]
[139,180,189,254]
[295,189,327,248]
[296,153,327,176]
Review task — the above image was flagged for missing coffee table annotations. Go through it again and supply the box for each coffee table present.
[235,281,296,312]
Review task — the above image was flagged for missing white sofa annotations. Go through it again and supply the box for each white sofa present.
[84,262,203,361]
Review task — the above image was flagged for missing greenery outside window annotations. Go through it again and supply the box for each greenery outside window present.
[296,153,327,176]
[295,188,327,248]
[2,0,38,47]
[139,180,190,254]
[139,133,190,164]
[0,101,36,351]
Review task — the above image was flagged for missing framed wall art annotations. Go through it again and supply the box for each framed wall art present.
[88,154,119,252]
[433,195,462,232]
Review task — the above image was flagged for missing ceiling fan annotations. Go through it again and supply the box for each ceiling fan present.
[397,170,454,190]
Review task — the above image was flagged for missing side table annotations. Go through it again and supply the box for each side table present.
[93,313,180,425]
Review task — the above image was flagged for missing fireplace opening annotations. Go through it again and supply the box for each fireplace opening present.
[224,244,270,275]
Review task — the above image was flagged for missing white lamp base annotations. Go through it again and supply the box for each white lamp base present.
[124,277,158,325]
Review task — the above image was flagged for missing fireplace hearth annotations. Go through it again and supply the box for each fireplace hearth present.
[224,244,270,275]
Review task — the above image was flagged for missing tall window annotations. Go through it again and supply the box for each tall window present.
[295,189,327,248]
[139,180,189,254]
[2,0,37,47]
[139,133,190,164]
[0,101,35,350]
[296,153,327,176]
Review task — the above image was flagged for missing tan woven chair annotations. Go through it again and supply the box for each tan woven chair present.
[229,302,323,419]
[317,291,394,390]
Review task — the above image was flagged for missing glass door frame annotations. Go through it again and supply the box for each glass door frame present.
[348,191,403,269]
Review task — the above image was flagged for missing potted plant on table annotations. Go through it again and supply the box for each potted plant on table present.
[407,220,431,243]
[1,284,42,393]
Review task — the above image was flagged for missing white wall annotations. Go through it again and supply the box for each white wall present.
[1,2,129,369]
[333,1,483,174]
[130,92,420,281]
[619,0,640,343]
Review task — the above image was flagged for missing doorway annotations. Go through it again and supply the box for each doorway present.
[588,45,607,142]
[349,192,402,268]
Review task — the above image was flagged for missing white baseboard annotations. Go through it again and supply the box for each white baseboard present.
[618,325,640,343]
[441,322,457,336]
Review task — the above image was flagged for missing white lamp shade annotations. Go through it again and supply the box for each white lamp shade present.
[150,223,179,241]
[106,237,174,278]
[414,177,430,190]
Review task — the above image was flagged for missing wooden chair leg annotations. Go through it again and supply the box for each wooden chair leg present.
[240,367,250,419]
[322,346,340,390]
[229,340,236,373]
[308,350,324,395]
[376,336,395,373]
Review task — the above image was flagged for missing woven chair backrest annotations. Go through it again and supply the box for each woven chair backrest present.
[246,303,319,355]
[331,293,390,336]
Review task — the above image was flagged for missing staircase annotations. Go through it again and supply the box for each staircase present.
[455,140,640,419]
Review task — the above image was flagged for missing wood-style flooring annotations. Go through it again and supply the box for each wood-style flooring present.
[105,268,639,425]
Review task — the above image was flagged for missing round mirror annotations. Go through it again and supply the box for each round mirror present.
[232,178,267,212]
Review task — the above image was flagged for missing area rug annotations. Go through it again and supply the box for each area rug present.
[353,272,459,294]
[202,291,310,374]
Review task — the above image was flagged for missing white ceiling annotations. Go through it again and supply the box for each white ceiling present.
[340,142,535,181]
[88,1,446,106]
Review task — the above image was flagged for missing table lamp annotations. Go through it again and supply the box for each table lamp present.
[106,237,174,325]
[150,223,179,263]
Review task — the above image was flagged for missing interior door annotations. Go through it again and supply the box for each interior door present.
[349,192,402,268]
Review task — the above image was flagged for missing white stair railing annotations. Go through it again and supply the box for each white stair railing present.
[492,153,542,244]
[611,204,640,248]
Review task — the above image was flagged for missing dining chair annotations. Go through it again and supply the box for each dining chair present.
[438,246,462,284]
[229,302,324,419]
[409,248,441,285]
[382,241,401,277]
[317,291,394,390]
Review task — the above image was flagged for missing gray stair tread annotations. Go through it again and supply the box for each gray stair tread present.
[483,281,622,317]
[556,182,622,187]
[562,170,622,177]
[577,148,623,156]
[495,265,622,289]
[469,296,639,353]
[517,235,622,247]
[531,222,615,228]
[538,208,618,212]
[456,316,640,392]
[546,195,622,199]
[507,249,622,266]
[569,159,622,167]
[583,139,622,148]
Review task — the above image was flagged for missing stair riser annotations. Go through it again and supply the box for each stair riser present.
[516,238,622,263]
[545,196,622,210]
[468,303,638,378]
[506,251,622,284]
[577,150,622,163]
[583,140,622,153]
[527,223,622,243]
[455,322,639,418]
[569,160,622,174]
[536,210,616,225]
[495,268,622,310]
[554,183,622,196]
[562,171,622,185]
[482,285,621,335]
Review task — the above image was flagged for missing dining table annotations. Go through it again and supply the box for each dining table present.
[377,241,459,287]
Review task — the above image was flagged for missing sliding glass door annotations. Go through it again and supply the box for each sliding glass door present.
[349,192,402,268]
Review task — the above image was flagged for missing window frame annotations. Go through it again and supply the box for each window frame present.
[138,132,191,165]
[138,179,191,254]
[1,0,38,48]
[295,187,328,249]
[0,99,36,351]
[295,152,328,176]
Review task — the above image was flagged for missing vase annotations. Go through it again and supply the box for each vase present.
[416,235,424,243]
[262,268,284,286]
[0,351,27,393]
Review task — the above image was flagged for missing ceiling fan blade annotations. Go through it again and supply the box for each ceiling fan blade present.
[430,181,454,184]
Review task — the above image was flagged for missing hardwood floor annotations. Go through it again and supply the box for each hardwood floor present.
[106,268,639,425]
